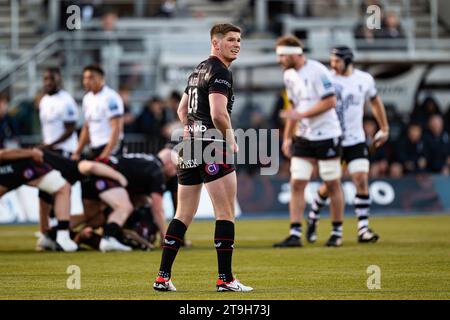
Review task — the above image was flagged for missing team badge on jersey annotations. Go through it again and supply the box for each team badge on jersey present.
[320,75,332,89]
[96,179,107,191]
[205,163,219,176]
[23,168,35,179]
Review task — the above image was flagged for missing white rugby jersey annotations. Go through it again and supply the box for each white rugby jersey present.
[284,59,342,141]
[39,90,79,152]
[331,69,377,147]
[82,85,124,148]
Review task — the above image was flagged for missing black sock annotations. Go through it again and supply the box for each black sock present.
[158,219,187,279]
[47,228,57,241]
[57,220,70,230]
[103,222,122,239]
[290,222,302,238]
[331,221,343,238]
[215,220,235,283]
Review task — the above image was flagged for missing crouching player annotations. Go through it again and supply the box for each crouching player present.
[37,149,134,252]
[0,148,77,251]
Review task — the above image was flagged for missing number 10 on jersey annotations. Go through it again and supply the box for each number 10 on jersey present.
[188,88,198,114]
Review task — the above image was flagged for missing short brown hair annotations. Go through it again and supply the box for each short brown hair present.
[210,23,241,39]
[276,35,304,49]
[83,64,104,77]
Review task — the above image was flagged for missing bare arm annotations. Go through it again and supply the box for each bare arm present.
[280,96,337,121]
[45,122,77,149]
[72,123,90,160]
[77,160,128,187]
[177,93,189,125]
[301,95,337,118]
[99,117,123,159]
[281,101,297,158]
[370,95,390,147]
[0,148,43,163]
[209,93,237,152]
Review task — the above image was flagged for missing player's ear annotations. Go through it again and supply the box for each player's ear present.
[211,37,220,50]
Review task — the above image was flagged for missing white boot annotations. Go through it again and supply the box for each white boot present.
[36,233,58,251]
[56,230,78,252]
[99,237,132,252]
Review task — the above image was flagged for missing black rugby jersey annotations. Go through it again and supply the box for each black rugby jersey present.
[43,149,82,184]
[107,153,165,195]
[184,56,234,137]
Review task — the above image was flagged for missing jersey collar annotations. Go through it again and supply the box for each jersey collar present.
[209,55,228,69]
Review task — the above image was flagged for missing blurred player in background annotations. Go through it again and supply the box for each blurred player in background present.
[39,67,78,156]
[275,35,345,248]
[306,46,389,244]
[72,65,124,161]
[70,148,178,251]
[0,148,77,251]
[39,149,133,252]
[153,23,253,292]
[37,67,80,236]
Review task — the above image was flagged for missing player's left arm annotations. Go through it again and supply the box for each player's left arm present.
[369,96,390,148]
[301,94,337,118]
[78,160,128,187]
[0,148,43,163]
[45,122,77,149]
[99,116,123,159]
[177,93,189,125]
[302,68,337,118]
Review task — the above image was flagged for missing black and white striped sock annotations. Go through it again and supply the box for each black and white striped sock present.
[355,194,371,235]
[331,221,343,238]
[308,191,327,221]
[290,223,302,238]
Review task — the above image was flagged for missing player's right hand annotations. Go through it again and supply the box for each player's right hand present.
[71,153,80,161]
[117,174,128,188]
[30,148,44,163]
[373,129,389,148]
[231,141,239,154]
[282,139,292,159]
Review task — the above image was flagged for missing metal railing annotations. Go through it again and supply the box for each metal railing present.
[1,14,449,109]
[18,133,167,155]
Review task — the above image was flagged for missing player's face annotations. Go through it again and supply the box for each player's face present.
[43,71,59,94]
[277,54,296,70]
[330,55,345,74]
[83,70,103,92]
[217,32,241,62]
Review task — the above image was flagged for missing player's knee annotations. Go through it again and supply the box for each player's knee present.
[352,173,368,192]
[324,179,341,194]
[291,179,307,193]
[318,159,342,181]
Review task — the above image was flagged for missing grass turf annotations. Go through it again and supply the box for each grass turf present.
[0,215,449,300]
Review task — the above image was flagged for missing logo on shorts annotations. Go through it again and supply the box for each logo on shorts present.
[96,179,106,191]
[326,148,336,157]
[205,163,219,176]
[23,169,34,179]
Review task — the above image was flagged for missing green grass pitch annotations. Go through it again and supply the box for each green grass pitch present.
[0,215,449,300]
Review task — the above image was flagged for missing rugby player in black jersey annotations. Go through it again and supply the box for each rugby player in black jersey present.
[69,148,178,251]
[153,23,253,292]
[39,149,133,252]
